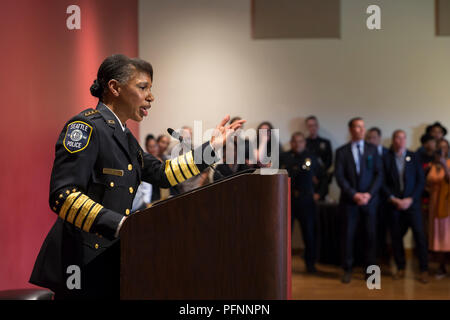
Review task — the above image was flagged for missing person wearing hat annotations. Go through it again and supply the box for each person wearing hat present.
[417,133,438,169]
[426,122,448,141]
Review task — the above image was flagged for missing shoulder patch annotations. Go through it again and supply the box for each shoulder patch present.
[84,110,99,117]
[63,121,93,153]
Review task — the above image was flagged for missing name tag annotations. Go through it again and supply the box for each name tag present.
[103,168,124,177]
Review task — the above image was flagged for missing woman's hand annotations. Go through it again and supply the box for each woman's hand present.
[210,115,246,151]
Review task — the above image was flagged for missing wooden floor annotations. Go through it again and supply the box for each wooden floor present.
[291,255,450,300]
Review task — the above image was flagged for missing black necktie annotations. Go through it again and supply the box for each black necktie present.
[357,143,363,175]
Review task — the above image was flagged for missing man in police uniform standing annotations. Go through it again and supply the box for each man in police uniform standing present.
[305,116,333,201]
[281,132,319,273]
[29,54,245,299]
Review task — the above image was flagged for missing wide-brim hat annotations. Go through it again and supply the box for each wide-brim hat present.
[426,122,447,136]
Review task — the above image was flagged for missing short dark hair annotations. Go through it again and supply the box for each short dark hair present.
[348,117,363,128]
[257,121,274,131]
[156,134,168,143]
[438,138,450,149]
[305,116,318,123]
[420,133,435,145]
[145,134,156,145]
[392,129,406,139]
[290,131,305,141]
[368,127,382,137]
[90,54,153,100]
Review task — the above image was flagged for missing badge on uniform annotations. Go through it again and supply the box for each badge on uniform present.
[63,121,93,153]
[320,142,326,150]
[302,158,312,170]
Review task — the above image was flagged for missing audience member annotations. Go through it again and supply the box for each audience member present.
[335,117,382,283]
[426,122,447,141]
[366,127,389,158]
[156,134,170,161]
[280,132,319,273]
[383,130,428,283]
[366,127,390,263]
[255,121,283,168]
[305,116,333,200]
[417,133,438,238]
[145,134,161,161]
[417,133,437,168]
[426,138,450,278]
[132,134,160,212]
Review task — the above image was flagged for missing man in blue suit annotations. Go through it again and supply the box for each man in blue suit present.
[335,117,383,283]
[366,127,390,264]
[382,130,429,283]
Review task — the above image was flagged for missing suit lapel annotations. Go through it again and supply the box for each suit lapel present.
[389,151,401,193]
[346,143,358,183]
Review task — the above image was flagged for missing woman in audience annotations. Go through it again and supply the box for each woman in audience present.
[254,121,283,168]
[426,138,450,278]
[132,135,161,212]
[156,134,171,161]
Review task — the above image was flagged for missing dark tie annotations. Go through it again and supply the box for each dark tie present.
[357,143,363,176]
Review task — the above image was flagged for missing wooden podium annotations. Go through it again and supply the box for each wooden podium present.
[119,169,291,299]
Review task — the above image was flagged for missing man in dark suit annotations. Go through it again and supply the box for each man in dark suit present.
[335,117,383,283]
[366,127,390,264]
[366,127,389,158]
[382,130,429,283]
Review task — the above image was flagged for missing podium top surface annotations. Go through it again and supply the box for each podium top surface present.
[143,168,288,209]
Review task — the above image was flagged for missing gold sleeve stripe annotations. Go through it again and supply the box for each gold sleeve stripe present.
[164,159,178,186]
[83,203,103,232]
[178,154,193,179]
[185,151,200,175]
[59,192,81,220]
[75,199,95,229]
[66,194,89,224]
[170,157,186,183]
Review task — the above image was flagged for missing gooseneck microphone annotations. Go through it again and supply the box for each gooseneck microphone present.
[167,128,223,180]
[167,128,183,143]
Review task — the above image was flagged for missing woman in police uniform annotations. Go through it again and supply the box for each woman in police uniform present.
[29,54,245,299]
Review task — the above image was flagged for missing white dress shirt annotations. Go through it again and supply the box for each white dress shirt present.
[351,140,364,175]
[102,102,126,131]
[377,145,383,156]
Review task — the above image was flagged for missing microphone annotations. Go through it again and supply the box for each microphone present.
[167,128,183,143]
[166,127,224,180]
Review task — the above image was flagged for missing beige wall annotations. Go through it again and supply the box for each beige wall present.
[138,0,450,248]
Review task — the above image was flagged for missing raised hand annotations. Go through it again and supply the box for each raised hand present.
[210,115,246,151]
